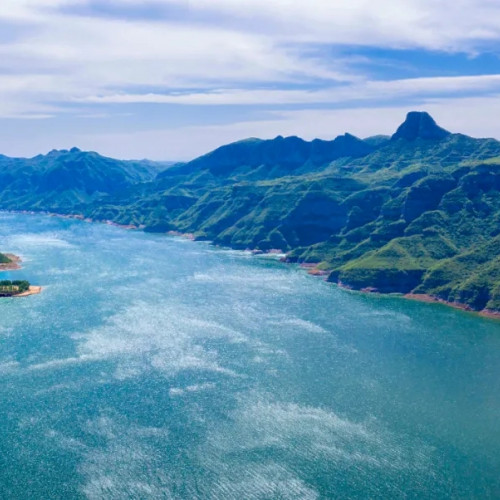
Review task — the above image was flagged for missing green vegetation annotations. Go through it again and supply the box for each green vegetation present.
[0,147,164,213]
[1,111,500,313]
[0,280,30,296]
[416,237,500,311]
[0,253,11,264]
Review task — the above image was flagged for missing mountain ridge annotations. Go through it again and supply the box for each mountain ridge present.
[158,132,375,182]
[1,111,500,315]
[0,148,165,212]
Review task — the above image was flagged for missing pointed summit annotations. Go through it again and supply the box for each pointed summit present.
[391,111,450,141]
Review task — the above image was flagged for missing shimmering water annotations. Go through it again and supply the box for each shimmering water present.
[0,213,499,499]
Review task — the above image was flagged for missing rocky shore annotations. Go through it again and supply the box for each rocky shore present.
[404,293,500,321]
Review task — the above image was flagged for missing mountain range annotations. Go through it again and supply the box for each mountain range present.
[1,111,500,315]
[0,147,167,211]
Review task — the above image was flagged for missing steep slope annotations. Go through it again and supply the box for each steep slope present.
[1,111,500,314]
[391,111,451,141]
[112,111,500,314]
[416,236,500,311]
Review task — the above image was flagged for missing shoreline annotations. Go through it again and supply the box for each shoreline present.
[3,210,499,320]
[333,280,500,321]
[299,263,330,276]
[167,230,195,240]
[403,293,500,321]
[4,209,142,231]
[290,267,500,322]
[0,246,42,298]
[13,286,42,298]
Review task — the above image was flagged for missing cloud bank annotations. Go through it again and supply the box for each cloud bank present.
[0,0,499,158]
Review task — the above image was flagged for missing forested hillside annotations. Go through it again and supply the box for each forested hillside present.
[1,112,500,313]
[0,147,163,212]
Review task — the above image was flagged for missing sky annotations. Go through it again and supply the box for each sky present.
[1,0,500,160]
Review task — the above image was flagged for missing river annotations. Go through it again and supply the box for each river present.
[0,212,499,499]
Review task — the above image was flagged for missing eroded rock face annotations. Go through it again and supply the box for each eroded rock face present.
[403,175,457,222]
[329,268,425,294]
[391,111,451,141]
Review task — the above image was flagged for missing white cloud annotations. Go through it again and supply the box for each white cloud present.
[0,0,499,156]
[0,6,356,117]
[42,0,500,51]
[79,74,500,106]
[0,9,353,88]
[0,0,498,113]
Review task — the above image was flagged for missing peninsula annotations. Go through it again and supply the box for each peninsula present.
[0,253,41,297]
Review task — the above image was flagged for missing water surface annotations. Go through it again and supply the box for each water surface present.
[0,213,499,499]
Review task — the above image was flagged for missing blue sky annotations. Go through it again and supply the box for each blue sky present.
[1,0,500,160]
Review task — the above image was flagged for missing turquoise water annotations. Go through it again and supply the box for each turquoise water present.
[0,212,499,499]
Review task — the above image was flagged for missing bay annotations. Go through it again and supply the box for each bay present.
[0,212,499,499]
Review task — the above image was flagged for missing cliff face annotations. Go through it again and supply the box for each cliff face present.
[402,175,457,222]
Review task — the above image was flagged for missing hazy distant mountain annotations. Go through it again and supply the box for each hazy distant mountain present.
[0,147,166,212]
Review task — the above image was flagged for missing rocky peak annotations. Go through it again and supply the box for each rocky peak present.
[391,111,451,141]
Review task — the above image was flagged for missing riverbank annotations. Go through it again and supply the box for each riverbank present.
[4,210,142,231]
[301,270,500,321]
[334,280,500,321]
[0,248,42,297]
[3,210,499,320]
[404,293,500,321]
[14,286,42,297]
[299,263,330,276]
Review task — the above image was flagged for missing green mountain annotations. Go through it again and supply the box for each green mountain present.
[0,147,164,212]
[0,253,11,264]
[158,133,374,182]
[1,111,500,314]
[391,110,451,141]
